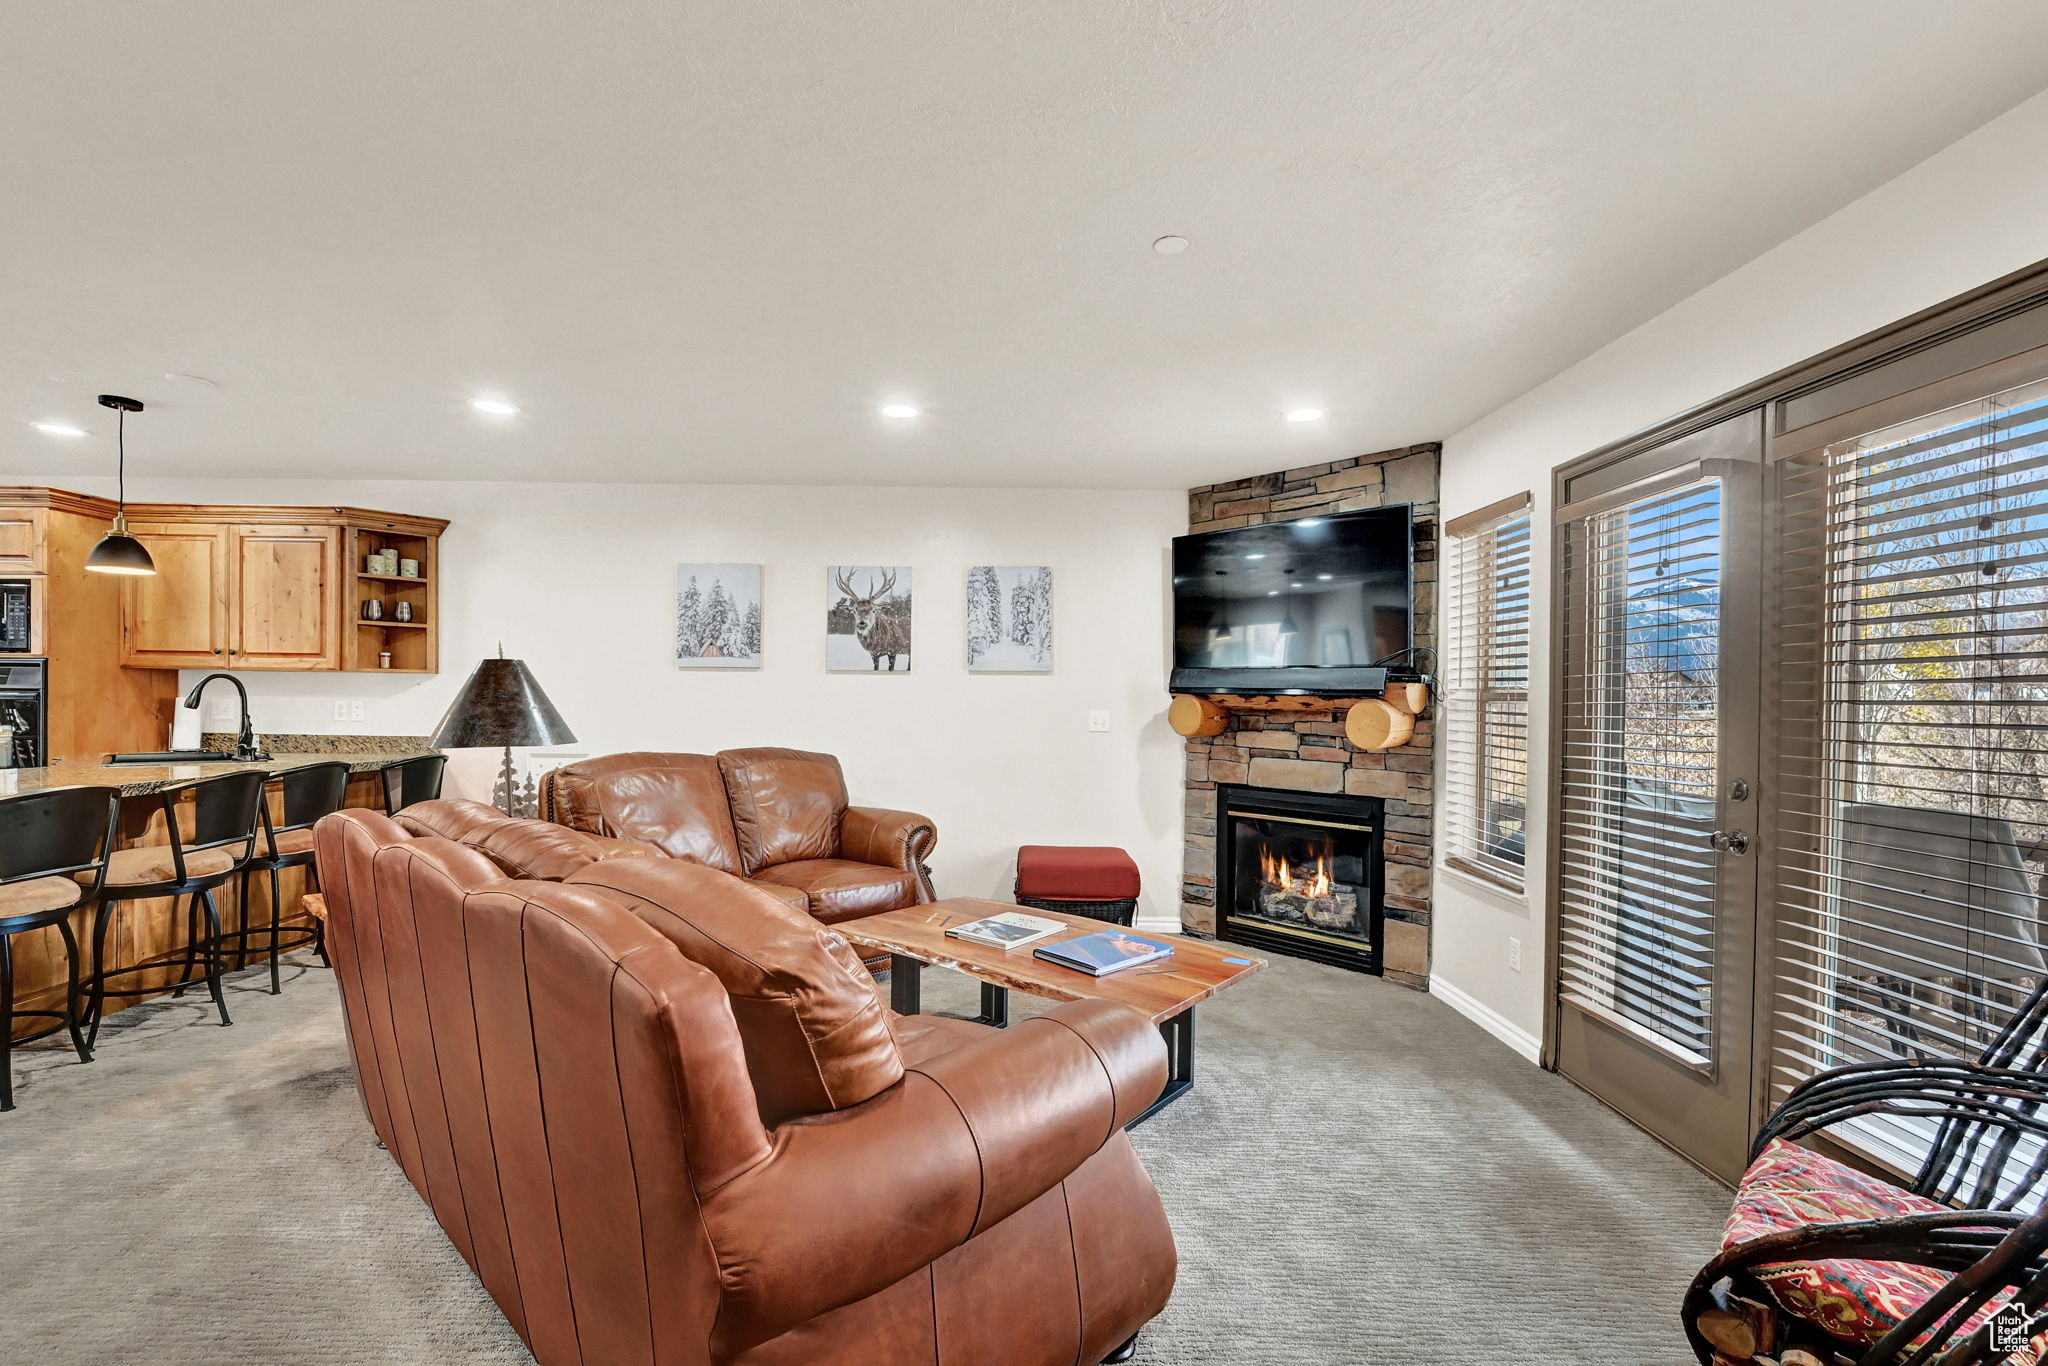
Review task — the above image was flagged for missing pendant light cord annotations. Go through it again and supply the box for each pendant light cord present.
[116,407,127,510]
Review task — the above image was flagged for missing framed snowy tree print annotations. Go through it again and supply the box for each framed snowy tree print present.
[966,566,1052,672]
[676,564,763,668]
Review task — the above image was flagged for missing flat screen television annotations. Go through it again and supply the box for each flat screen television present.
[1171,506,1413,695]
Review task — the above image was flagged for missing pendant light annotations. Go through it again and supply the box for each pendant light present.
[85,394,155,575]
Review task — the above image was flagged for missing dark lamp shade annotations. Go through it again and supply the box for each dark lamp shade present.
[85,531,156,575]
[430,657,577,749]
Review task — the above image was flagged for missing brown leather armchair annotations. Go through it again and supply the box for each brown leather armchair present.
[540,748,936,923]
[312,806,1176,1366]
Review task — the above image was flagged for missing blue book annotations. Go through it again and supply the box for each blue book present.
[1033,930,1174,977]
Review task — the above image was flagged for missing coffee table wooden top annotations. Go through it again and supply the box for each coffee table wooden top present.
[838,897,1265,1025]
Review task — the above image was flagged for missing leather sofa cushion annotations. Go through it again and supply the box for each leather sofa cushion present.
[393,798,507,844]
[397,799,654,881]
[546,752,746,874]
[750,859,917,924]
[720,748,847,873]
[745,879,812,913]
[564,857,903,1126]
[0,874,84,917]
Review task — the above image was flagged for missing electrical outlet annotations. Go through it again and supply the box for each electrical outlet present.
[332,700,348,722]
[1087,710,1111,733]
[349,699,366,722]
[1507,937,1522,972]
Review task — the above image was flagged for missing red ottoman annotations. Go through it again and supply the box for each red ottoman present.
[1015,845,1141,926]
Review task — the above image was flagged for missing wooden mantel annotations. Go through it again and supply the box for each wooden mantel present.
[1167,683,1429,751]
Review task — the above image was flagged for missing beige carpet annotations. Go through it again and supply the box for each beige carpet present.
[0,952,1727,1364]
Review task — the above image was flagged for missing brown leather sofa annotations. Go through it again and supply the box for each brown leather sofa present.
[313,804,1176,1366]
[540,748,936,925]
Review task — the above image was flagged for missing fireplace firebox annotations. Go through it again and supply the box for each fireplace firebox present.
[1217,784,1384,974]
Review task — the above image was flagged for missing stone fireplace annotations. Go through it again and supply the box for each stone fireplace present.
[1181,442,1438,989]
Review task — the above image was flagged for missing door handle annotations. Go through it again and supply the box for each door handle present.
[1711,829,1751,855]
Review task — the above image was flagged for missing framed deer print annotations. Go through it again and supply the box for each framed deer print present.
[676,564,763,668]
[967,566,1053,672]
[827,566,912,671]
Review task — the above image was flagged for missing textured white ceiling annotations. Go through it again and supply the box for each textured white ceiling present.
[6,1,2048,490]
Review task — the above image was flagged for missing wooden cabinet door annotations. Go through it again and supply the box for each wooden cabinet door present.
[121,524,230,667]
[0,511,43,573]
[230,525,339,669]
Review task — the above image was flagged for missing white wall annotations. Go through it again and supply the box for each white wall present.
[35,474,1188,930]
[1430,87,2048,1051]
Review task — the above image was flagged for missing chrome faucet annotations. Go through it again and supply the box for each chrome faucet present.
[183,673,271,761]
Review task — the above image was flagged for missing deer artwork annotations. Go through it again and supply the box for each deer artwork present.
[835,567,910,670]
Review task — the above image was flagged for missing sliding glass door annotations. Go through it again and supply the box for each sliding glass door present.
[1551,412,1765,1181]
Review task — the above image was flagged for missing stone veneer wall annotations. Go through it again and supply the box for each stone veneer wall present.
[1180,443,1440,989]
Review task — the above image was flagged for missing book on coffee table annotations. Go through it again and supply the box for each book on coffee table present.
[1034,930,1175,977]
[944,910,1069,950]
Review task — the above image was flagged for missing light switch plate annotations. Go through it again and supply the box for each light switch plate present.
[1087,710,1111,733]
[332,701,348,722]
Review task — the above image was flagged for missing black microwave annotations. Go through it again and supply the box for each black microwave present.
[0,580,28,654]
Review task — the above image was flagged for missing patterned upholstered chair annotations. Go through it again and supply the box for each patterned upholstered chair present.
[1685,980,2048,1365]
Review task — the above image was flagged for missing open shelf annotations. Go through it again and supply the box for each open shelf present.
[347,525,438,672]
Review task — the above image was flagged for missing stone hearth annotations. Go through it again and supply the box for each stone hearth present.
[1180,443,1439,989]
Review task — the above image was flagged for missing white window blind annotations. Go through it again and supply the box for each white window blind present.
[1444,499,1532,887]
[1769,378,2048,1165]
[1557,478,1726,1064]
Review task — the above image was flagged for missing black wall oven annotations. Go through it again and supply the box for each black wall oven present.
[0,659,48,768]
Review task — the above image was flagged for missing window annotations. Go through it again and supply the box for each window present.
[1443,494,1533,888]
[1769,375,2048,1176]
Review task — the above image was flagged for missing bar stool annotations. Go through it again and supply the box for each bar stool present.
[84,769,266,1046]
[378,754,446,813]
[224,761,351,995]
[0,786,120,1112]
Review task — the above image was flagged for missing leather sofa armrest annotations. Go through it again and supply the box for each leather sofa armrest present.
[700,1000,1166,1354]
[839,805,936,889]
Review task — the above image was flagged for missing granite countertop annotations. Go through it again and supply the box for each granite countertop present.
[2,749,438,797]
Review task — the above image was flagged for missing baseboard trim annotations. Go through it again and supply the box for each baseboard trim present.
[1136,914,1184,935]
[1429,976,1542,1064]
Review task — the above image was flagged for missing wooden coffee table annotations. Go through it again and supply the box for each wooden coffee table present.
[838,898,1264,1126]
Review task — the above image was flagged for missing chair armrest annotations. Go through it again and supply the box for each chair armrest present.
[698,999,1166,1354]
[840,805,936,889]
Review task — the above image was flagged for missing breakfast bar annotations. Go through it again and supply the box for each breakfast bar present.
[4,747,431,1025]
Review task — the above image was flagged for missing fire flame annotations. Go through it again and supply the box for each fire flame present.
[1260,845,1334,899]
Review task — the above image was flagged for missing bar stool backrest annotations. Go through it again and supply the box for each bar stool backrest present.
[264,761,353,858]
[151,769,268,884]
[380,754,447,813]
[0,786,121,905]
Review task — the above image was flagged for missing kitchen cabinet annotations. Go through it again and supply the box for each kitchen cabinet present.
[114,503,446,673]
[120,522,231,666]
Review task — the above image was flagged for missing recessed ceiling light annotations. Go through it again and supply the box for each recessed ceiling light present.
[1291,581,1304,588]
[1317,573,1333,580]
[471,397,519,416]
[1152,236,1190,256]
[32,421,86,437]
[1285,408,1325,423]
[1266,590,1280,597]
[879,403,920,419]
[1245,553,1265,560]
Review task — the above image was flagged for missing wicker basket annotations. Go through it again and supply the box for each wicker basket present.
[1017,894,1137,927]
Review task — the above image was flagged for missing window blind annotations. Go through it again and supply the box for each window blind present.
[1444,500,1532,886]
[1769,380,2048,1165]
[1557,478,1726,1064]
